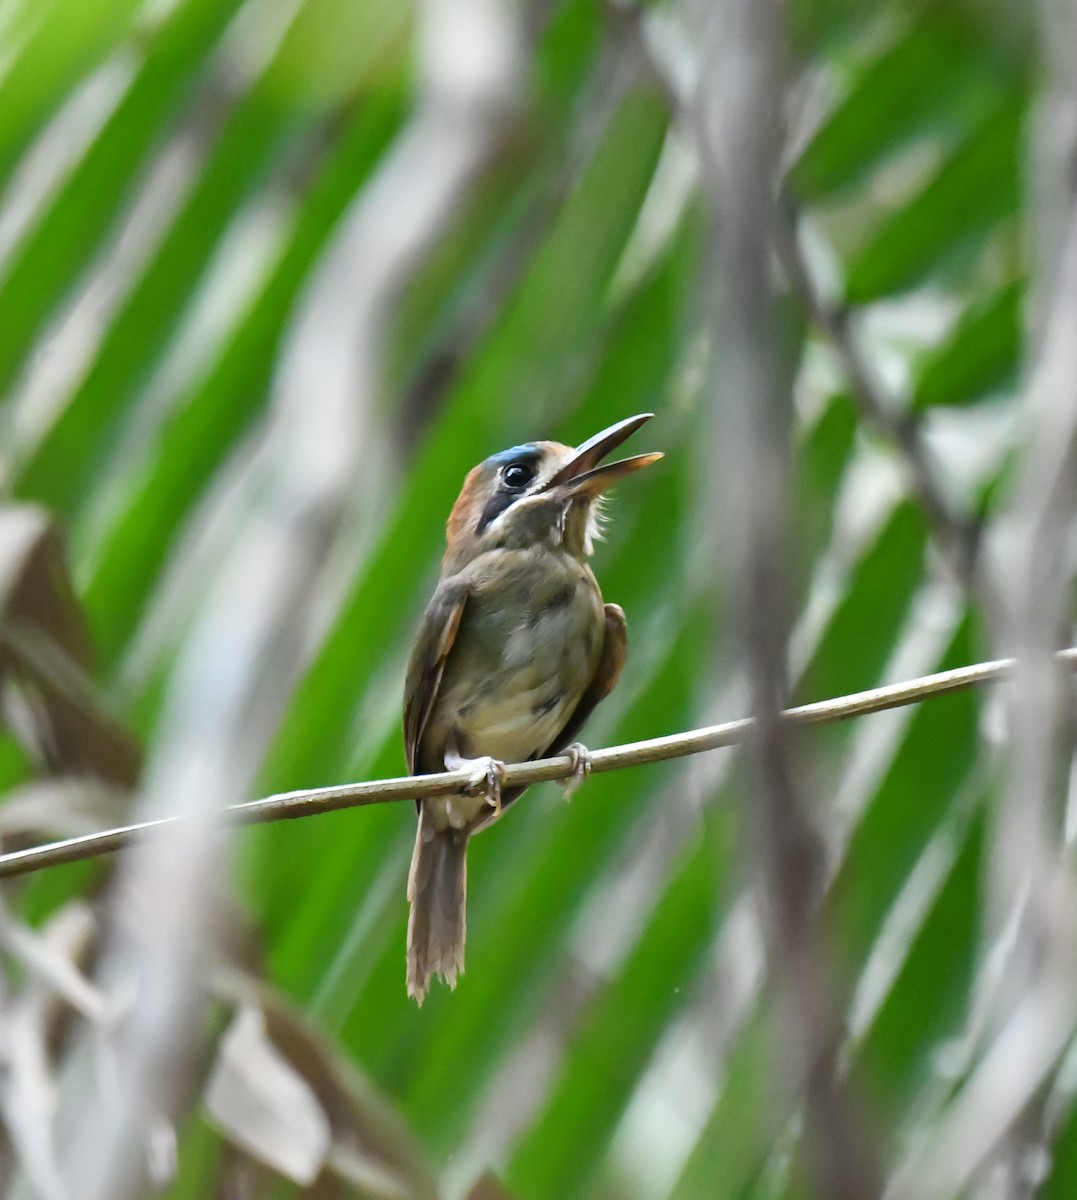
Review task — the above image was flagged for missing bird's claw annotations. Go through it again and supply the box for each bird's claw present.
[465,756,508,819]
[562,742,592,801]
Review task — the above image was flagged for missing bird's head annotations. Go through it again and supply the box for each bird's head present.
[443,413,662,570]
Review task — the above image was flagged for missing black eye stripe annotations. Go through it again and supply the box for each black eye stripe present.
[476,491,517,536]
[475,455,539,535]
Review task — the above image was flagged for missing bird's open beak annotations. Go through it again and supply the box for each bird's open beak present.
[544,413,663,498]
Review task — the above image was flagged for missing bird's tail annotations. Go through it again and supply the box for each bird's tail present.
[406,804,468,1005]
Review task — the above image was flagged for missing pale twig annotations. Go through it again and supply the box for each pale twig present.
[699,0,885,1194]
[0,649,1070,873]
[883,4,1077,1196]
[52,1,528,1197]
[773,206,986,594]
[603,0,987,600]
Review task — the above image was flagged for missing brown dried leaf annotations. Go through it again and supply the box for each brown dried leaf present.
[465,1174,518,1200]
[0,778,129,842]
[206,1005,331,1185]
[0,901,105,1023]
[0,902,101,1200]
[208,972,441,1199]
[0,504,141,788]
[0,506,91,666]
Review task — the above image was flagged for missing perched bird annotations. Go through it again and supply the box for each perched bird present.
[403,413,662,1003]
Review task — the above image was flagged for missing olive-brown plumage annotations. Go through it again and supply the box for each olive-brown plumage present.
[403,414,661,1003]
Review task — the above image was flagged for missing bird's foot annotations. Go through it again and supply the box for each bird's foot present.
[562,742,593,801]
[461,756,508,819]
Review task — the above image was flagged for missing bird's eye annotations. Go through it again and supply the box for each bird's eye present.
[502,462,534,490]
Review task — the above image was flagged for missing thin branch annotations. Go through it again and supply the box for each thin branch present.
[52,1,529,1194]
[2,649,1074,882]
[701,0,886,1193]
[885,3,1077,1193]
[603,0,988,602]
[773,205,986,594]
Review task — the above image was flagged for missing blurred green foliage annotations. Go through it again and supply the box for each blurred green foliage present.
[0,0,1069,1197]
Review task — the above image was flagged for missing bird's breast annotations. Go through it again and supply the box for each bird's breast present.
[430,550,604,766]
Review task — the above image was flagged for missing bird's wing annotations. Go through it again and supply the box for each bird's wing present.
[471,603,627,832]
[543,602,627,754]
[403,578,469,777]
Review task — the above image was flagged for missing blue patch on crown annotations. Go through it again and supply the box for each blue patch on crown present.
[488,443,542,466]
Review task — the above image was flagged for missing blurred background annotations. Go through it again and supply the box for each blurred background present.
[1,0,1075,1197]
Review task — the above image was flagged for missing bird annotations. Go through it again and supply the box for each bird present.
[403,413,662,1003]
